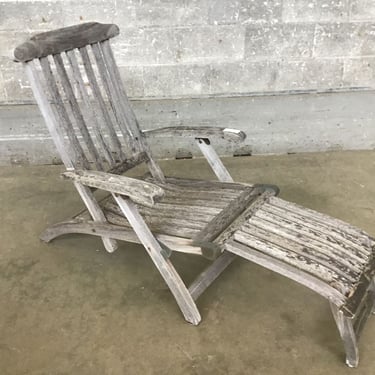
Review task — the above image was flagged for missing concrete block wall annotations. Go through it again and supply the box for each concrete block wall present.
[0,0,375,104]
[1,0,375,165]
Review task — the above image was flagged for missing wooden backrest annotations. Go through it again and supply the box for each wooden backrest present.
[14,22,163,180]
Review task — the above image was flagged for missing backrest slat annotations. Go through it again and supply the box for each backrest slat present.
[53,53,103,170]
[16,22,165,178]
[100,40,142,144]
[25,60,74,169]
[39,56,90,169]
[91,43,136,153]
[79,46,125,162]
[99,40,165,182]
[65,49,115,166]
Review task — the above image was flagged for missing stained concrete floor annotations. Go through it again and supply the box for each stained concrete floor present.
[1,151,375,375]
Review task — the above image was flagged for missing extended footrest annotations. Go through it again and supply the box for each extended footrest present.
[219,194,375,367]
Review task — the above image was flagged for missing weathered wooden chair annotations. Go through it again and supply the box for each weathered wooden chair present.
[14,22,375,367]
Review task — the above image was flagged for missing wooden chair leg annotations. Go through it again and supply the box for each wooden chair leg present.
[74,182,118,253]
[113,194,201,325]
[330,302,359,367]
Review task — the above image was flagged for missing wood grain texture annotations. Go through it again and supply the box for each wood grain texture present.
[65,49,115,166]
[63,170,165,208]
[53,53,102,169]
[14,22,119,62]
[224,195,375,313]
[196,138,234,182]
[113,195,201,325]
[39,56,90,169]
[79,46,125,161]
[39,219,203,255]
[143,126,246,143]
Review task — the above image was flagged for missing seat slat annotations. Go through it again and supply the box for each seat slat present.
[225,239,346,306]
[270,197,374,246]
[105,201,216,223]
[152,183,243,197]
[145,176,252,191]
[233,230,351,295]
[262,203,371,258]
[240,222,359,283]
[66,49,115,166]
[160,197,229,209]
[53,53,103,170]
[253,209,368,265]
[105,211,202,238]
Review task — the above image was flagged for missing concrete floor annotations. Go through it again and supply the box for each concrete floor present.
[1,151,375,375]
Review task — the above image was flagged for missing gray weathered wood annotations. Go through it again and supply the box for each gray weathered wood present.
[39,56,90,169]
[240,223,358,283]
[253,209,367,266]
[193,187,261,246]
[53,53,102,169]
[107,151,149,175]
[25,61,74,169]
[143,126,246,143]
[66,49,115,166]
[269,196,374,248]
[225,239,345,306]
[330,303,359,368]
[188,252,236,300]
[196,138,234,182]
[113,194,201,325]
[79,46,124,161]
[91,43,134,152]
[214,191,275,246]
[17,23,375,367]
[63,170,165,208]
[73,182,118,253]
[100,40,141,143]
[14,22,119,62]
[40,219,203,255]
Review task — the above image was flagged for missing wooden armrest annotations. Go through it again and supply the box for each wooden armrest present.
[142,126,246,143]
[62,170,164,208]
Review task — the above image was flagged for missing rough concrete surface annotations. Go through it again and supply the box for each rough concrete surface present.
[1,91,375,165]
[1,150,375,374]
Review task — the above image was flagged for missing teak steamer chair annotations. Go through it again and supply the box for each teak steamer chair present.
[14,23,375,367]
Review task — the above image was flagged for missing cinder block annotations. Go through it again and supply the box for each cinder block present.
[343,58,375,87]
[314,23,375,57]
[350,0,375,21]
[0,1,64,31]
[245,24,315,59]
[274,59,344,91]
[282,0,349,22]
[142,64,209,97]
[239,0,282,24]
[175,25,245,64]
[0,31,31,59]
[117,65,144,98]
[112,27,178,65]
[207,61,279,94]
[208,0,241,24]
[1,58,33,102]
[61,0,116,25]
[128,0,208,27]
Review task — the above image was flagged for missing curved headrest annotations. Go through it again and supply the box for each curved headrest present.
[14,22,119,62]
